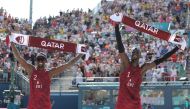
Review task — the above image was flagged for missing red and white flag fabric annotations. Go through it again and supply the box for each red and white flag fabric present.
[110,13,187,50]
[6,33,89,59]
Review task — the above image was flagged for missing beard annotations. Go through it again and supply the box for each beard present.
[131,59,137,63]
[131,55,137,61]
[37,62,45,68]
[131,56,139,63]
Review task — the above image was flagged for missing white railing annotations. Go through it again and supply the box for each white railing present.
[15,71,29,95]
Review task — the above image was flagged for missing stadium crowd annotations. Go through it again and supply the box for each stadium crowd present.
[0,0,189,84]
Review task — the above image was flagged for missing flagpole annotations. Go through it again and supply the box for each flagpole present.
[29,0,33,21]
[29,0,33,26]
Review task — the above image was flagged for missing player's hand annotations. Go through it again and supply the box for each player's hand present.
[109,13,123,26]
[5,33,14,46]
[76,44,90,61]
[77,44,88,54]
[169,33,187,50]
[177,37,187,50]
[110,13,123,23]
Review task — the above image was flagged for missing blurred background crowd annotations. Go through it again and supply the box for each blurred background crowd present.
[0,0,190,85]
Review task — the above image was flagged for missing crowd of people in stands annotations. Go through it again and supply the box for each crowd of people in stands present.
[0,0,189,84]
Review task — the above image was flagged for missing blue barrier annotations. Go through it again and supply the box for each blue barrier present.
[1,82,190,109]
[78,82,190,109]
[0,83,10,107]
[21,92,78,109]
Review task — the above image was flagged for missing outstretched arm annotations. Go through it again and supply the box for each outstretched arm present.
[49,54,84,78]
[141,46,179,75]
[115,24,130,72]
[11,43,34,75]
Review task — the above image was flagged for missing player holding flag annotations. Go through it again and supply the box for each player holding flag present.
[8,31,88,109]
[112,19,184,109]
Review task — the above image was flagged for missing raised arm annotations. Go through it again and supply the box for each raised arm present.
[141,46,179,75]
[49,54,84,78]
[11,43,34,75]
[115,24,130,72]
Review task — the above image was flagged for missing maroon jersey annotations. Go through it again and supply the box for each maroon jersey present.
[116,65,142,109]
[28,68,51,109]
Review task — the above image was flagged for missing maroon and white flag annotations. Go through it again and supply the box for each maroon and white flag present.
[6,33,89,58]
[110,13,187,50]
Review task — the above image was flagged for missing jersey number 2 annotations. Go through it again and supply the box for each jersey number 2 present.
[33,75,37,80]
[127,72,130,77]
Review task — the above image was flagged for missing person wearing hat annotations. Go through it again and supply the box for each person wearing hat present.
[114,24,180,109]
[10,42,84,109]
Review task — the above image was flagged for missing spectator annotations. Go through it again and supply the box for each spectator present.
[75,67,83,86]
[2,63,8,82]
[184,97,190,109]
[0,0,189,83]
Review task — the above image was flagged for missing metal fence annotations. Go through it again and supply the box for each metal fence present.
[15,71,29,95]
